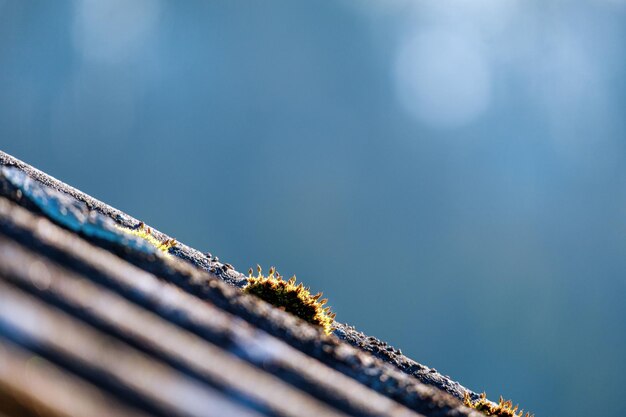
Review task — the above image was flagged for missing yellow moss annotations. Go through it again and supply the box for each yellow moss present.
[243,266,335,335]
[464,392,533,417]
[116,222,177,254]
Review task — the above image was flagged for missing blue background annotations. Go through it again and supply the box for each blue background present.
[2,1,625,416]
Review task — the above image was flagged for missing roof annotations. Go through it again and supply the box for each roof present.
[0,150,484,417]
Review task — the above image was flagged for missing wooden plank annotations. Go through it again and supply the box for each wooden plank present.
[0,237,354,417]
[0,152,481,417]
[0,198,431,417]
[0,281,269,417]
[0,338,150,417]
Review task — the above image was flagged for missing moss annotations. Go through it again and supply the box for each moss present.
[116,222,177,254]
[243,266,335,335]
[464,392,533,417]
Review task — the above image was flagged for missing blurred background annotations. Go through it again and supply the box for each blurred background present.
[1,1,625,416]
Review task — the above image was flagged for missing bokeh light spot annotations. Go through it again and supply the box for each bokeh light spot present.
[393,30,492,129]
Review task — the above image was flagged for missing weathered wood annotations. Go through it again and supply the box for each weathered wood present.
[0,197,427,417]
[0,235,409,417]
[0,281,268,417]
[0,338,151,417]
[0,150,478,402]
[0,150,484,417]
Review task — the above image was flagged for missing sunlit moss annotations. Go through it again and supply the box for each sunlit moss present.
[243,266,335,335]
[464,392,533,417]
[116,222,177,254]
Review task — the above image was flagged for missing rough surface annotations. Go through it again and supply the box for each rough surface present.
[0,198,425,417]
[0,151,246,287]
[335,323,474,400]
[0,150,485,416]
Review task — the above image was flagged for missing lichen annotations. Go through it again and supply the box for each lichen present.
[464,392,533,417]
[115,222,177,254]
[243,266,335,335]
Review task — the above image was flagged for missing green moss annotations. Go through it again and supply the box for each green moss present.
[116,222,177,254]
[464,392,533,417]
[243,266,335,335]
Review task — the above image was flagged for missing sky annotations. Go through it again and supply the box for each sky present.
[1,1,626,416]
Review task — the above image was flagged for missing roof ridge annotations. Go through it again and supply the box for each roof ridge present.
[0,150,483,417]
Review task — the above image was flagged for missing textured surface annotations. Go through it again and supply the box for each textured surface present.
[0,150,484,417]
